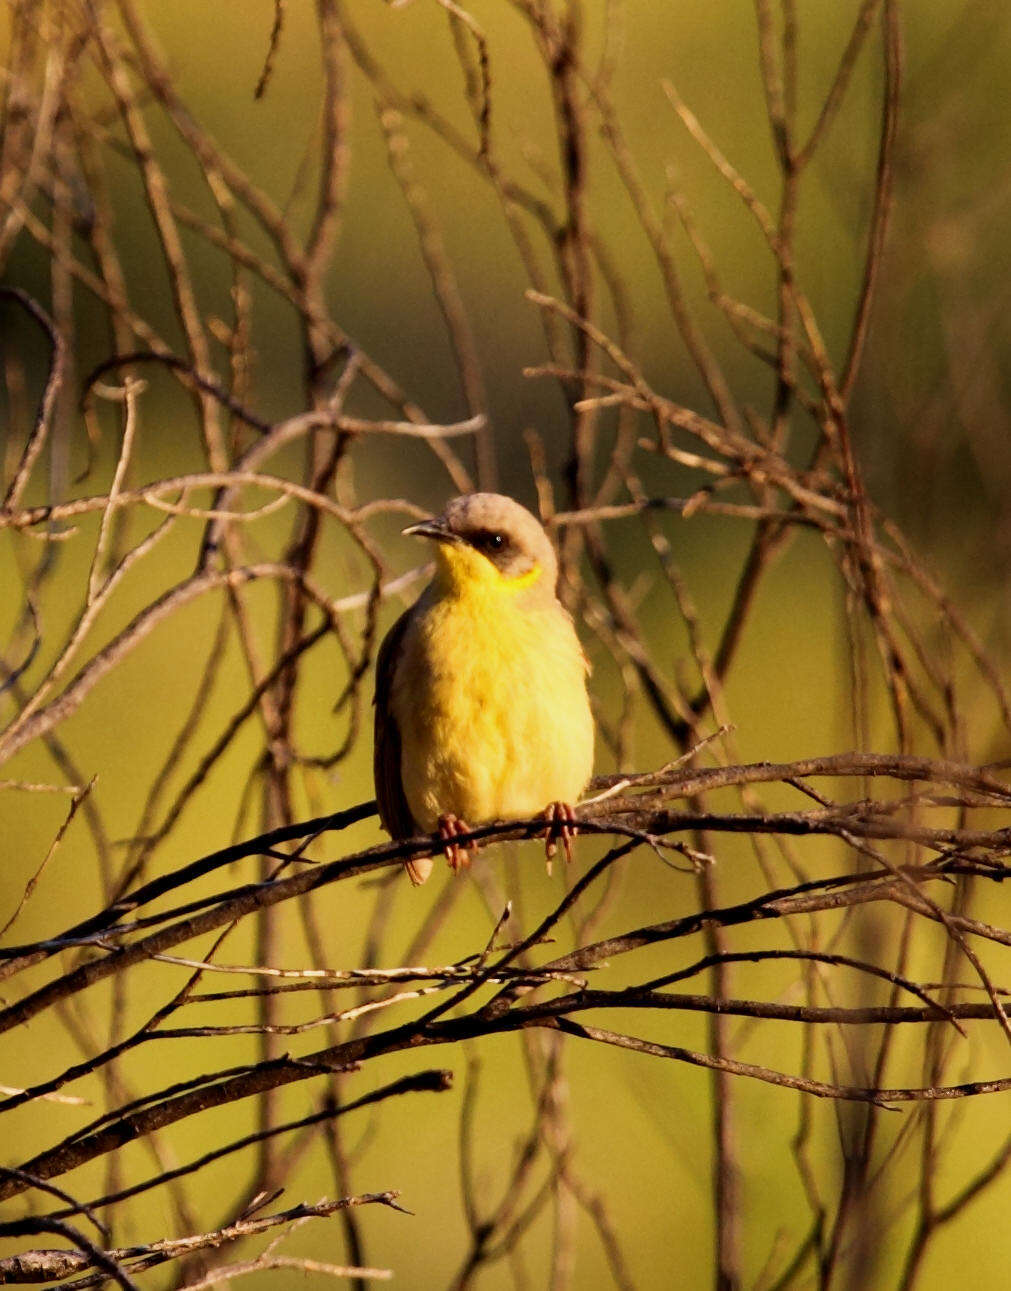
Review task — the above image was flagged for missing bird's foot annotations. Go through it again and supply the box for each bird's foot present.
[438,813,476,873]
[542,801,579,874]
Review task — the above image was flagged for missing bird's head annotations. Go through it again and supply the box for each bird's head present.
[404,493,558,601]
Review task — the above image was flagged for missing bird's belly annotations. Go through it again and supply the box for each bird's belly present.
[392,595,593,831]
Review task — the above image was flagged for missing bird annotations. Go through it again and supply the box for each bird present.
[373,492,595,884]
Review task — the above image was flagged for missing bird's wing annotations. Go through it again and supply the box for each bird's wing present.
[373,606,415,839]
[373,608,433,885]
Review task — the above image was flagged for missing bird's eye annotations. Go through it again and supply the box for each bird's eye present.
[471,530,506,552]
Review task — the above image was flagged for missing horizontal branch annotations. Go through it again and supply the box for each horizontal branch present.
[0,749,1005,1203]
[0,1193,400,1285]
[549,1018,1011,1105]
[1,1071,450,1207]
[6,961,1009,1205]
[3,751,1009,1028]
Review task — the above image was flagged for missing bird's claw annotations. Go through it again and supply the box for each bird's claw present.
[542,801,578,874]
[438,813,476,873]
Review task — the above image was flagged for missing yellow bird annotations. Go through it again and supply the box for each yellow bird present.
[373,493,595,884]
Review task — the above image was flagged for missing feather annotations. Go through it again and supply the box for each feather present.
[373,607,433,884]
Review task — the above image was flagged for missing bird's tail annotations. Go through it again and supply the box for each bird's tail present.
[406,856,435,885]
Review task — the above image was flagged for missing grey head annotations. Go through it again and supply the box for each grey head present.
[404,492,559,594]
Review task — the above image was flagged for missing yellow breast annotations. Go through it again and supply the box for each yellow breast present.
[390,579,594,832]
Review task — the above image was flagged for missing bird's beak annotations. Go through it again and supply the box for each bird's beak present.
[403,517,458,544]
